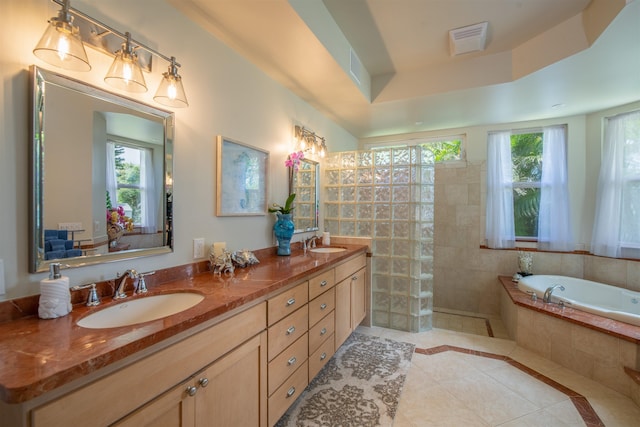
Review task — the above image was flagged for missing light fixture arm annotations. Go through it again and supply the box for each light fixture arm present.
[51,0,181,69]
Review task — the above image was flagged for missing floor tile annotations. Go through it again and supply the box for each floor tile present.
[357,324,639,427]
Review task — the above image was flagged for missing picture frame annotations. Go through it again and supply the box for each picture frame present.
[216,135,269,216]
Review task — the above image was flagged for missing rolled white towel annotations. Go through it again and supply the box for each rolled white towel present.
[38,282,71,319]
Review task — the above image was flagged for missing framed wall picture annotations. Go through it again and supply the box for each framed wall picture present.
[216,135,269,216]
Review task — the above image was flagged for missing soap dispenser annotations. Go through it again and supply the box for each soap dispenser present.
[38,263,72,319]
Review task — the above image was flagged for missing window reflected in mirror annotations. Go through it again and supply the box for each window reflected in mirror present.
[290,158,319,233]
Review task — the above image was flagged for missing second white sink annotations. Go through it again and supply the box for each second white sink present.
[309,247,347,253]
[77,292,204,329]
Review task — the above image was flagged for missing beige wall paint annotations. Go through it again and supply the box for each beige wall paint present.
[0,0,357,300]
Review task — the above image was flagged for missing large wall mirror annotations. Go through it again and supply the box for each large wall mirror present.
[30,66,174,273]
[290,158,319,233]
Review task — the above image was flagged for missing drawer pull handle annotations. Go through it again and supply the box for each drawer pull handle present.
[199,378,209,388]
[320,327,327,336]
[320,280,328,287]
[186,385,197,397]
[286,326,296,335]
[287,387,296,398]
[286,298,296,306]
[287,356,297,366]
[320,352,327,361]
[320,303,327,310]
[352,275,358,281]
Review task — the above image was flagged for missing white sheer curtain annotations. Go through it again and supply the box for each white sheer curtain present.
[591,110,640,258]
[140,148,157,234]
[106,142,118,209]
[538,125,573,251]
[486,131,515,248]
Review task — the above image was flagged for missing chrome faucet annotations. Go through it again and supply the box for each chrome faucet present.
[113,269,138,300]
[543,284,565,303]
[303,236,318,253]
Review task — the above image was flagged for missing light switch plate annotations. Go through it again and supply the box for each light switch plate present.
[193,238,205,259]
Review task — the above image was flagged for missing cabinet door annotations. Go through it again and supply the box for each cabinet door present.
[112,377,196,427]
[334,279,351,349]
[351,267,366,329]
[195,332,267,427]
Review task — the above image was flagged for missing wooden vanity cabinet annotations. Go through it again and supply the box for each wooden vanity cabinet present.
[114,331,267,427]
[334,253,367,349]
[31,303,268,427]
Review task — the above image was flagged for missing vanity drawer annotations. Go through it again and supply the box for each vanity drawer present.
[308,287,335,327]
[308,269,335,300]
[268,333,308,396]
[268,360,309,427]
[267,281,308,326]
[335,253,366,283]
[308,312,334,355]
[268,305,308,361]
[309,333,335,379]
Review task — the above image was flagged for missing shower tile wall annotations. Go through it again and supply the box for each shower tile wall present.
[324,148,434,332]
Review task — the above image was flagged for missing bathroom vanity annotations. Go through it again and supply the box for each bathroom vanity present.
[0,244,369,427]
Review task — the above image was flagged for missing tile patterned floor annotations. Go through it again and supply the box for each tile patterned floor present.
[357,324,640,426]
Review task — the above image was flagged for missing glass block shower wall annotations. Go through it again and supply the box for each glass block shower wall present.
[324,148,435,332]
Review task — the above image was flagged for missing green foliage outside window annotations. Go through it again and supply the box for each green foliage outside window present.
[511,133,543,238]
[421,139,462,162]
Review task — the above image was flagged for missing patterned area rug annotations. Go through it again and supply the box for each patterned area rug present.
[275,332,415,427]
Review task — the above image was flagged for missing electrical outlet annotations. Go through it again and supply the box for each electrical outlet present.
[0,259,5,295]
[193,238,205,259]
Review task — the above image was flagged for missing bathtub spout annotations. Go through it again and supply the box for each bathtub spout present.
[543,285,565,303]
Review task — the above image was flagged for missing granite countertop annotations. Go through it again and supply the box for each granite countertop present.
[0,244,368,404]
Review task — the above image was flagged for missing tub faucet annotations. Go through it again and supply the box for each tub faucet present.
[113,269,138,300]
[543,284,565,303]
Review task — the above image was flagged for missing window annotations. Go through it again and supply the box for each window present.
[592,110,640,258]
[486,126,572,250]
[366,135,465,162]
[114,145,143,223]
[107,141,158,233]
[511,132,543,239]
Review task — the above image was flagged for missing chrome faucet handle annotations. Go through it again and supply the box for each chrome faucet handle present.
[525,291,537,302]
[71,283,100,306]
[134,271,155,295]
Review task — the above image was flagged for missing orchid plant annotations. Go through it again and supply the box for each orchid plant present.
[268,193,296,215]
[285,150,305,171]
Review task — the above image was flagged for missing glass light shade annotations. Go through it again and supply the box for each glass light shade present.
[104,51,147,93]
[154,72,188,108]
[33,17,90,71]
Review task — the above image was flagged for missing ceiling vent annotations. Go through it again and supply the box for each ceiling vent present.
[449,21,488,56]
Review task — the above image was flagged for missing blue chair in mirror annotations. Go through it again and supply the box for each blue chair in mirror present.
[44,230,83,260]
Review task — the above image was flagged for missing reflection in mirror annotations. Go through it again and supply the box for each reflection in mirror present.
[290,158,319,233]
[30,66,174,273]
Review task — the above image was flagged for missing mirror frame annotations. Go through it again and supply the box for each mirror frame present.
[29,65,174,273]
[290,158,319,234]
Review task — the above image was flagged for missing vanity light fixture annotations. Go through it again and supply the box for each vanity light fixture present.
[33,0,189,107]
[154,57,189,108]
[294,125,327,158]
[104,32,147,93]
[33,0,90,71]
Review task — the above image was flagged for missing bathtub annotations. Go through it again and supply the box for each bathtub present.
[517,275,640,327]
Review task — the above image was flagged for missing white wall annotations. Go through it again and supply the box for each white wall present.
[0,0,357,300]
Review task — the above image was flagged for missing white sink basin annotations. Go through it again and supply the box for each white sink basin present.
[77,292,205,329]
[309,247,347,253]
